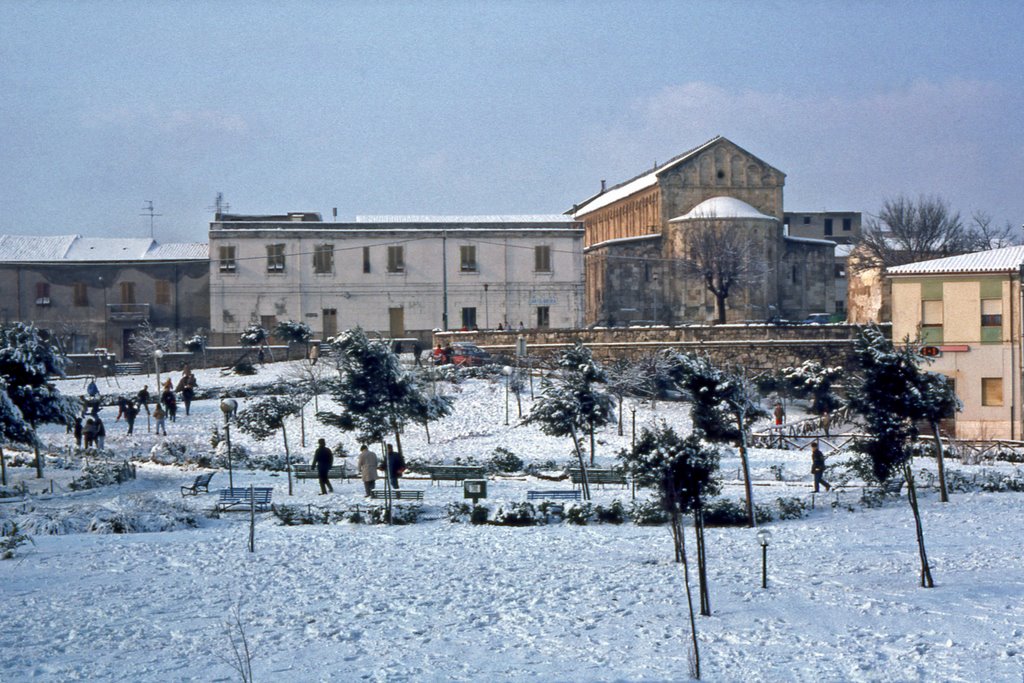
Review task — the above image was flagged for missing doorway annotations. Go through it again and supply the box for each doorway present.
[389,307,405,337]
[322,309,337,339]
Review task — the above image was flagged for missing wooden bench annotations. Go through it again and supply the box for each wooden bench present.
[181,471,215,496]
[527,489,581,501]
[292,463,353,481]
[369,489,425,501]
[425,465,486,485]
[569,468,629,488]
[216,487,273,512]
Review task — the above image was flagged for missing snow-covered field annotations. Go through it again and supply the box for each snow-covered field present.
[2,361,1023,682]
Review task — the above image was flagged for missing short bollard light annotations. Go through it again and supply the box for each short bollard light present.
[503,365,513,426]
[757,528,772,589]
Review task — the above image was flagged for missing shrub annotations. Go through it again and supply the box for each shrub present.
[487,447,524,474]
[365,504,420,525]
[595,500,626,524]
[68,461,136,491]
[775,496,807,520]
[702,498,773,526]
[629,500,667,526]
[233,360,256,376]
[490,502,537,526]
[564,502,593,525]
[1,523,33,559]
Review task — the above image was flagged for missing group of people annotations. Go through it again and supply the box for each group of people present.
[311,440,406,497]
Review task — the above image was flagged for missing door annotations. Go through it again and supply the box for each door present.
[389,307,405,337]
[322,309,337,340]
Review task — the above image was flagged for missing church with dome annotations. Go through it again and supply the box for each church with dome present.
[572,136,836,325]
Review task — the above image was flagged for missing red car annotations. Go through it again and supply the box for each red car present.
[449,342,492,367]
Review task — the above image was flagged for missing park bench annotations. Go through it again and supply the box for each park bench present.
[527,489,581,501]
[369,489,425,501]
[291,463,354,481]
[425,465,486,485]
[181,471,215,496]
[216,487,273,512]
[568,468,629,488]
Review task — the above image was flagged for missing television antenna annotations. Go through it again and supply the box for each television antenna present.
[140,201,162,239]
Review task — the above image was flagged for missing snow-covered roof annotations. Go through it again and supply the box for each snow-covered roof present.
[355,215,575,224]
[584,233,662,253]
[670,196,776,222]
[784,235,836,247]
[0,234,208,262]
[887,245,1024,275]
[835,243,855,258]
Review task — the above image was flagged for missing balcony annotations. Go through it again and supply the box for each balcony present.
[107,303,150,322]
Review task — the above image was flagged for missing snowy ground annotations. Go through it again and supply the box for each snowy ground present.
[2,360,1023,682]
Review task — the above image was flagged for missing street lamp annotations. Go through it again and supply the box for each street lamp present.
[220,398,238,489]
[153,349,164,389]
[503,365,512,426]
[757,528,772,589]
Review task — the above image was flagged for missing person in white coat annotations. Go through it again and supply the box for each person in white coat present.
[357,444,378,497]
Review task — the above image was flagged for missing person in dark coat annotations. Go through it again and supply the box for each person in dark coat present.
[123,401,139,435]
[137,385,151,414]
[312,438,334,495]
[177,372,197,416]
[115,396,128,421]
[811,441,831,493]
[73,416,83,449]
[82,417,97,449]
[162,387,177,422]
[386,443,405,489]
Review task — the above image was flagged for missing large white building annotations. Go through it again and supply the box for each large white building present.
[208,212,585,344]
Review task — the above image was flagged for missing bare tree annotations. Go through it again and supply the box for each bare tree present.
[967,210,1022,250]
[861,195,972,268]
[677,213,767,324]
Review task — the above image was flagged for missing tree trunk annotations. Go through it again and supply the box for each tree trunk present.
[0,444,6,487]
[617,394,624,436]
[589,424,596,465]
[282,423,293,496]
[715,291,728,324]
[671,507,701,679]
[736,416,755,527]
[33,434,43,479]
[569,424,591,500]
[516,389,522,418]
[694,508,711,616]
[903,463,935,588]
[380,440,392,524]
[424,419,431,445]
[931,421,948,503]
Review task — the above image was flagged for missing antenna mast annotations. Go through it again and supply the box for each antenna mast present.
[140,201,163,239]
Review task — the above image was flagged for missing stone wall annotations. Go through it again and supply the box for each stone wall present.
[436,323,890,374]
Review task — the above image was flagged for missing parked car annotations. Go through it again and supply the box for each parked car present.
[449,342,492,367]
[801,313,836,324]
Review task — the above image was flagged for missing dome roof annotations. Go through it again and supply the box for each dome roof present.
[670,196,776,222]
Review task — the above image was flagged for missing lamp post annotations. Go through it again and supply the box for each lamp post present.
[483,283,490,329]
[153,349,163,390]
[757,529,772,589]
[220,398,237,489]
[503,365,512,426]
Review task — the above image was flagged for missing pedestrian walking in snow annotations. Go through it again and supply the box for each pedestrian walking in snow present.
[309,343,319,365]
[82,417,97,449]
[811,441,831,493]
[73,416,83,449]
[386,443,405,489]
[312,438,334,495]
[137,385,151,414]
[773,402,785,426]
[95,417,106,450]
[357,444,378,497]
[177,371,197,416]
[124,401,139,435]
[258,348,265,365]
[115,395,128,421]
[153,404,168,435]
[162,387,177,422]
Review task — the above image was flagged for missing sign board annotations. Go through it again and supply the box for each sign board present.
[919,346,942,357]
[464,479,487,503]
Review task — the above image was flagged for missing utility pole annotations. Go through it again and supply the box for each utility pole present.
[140,201,162,239]
[442,228,449,331]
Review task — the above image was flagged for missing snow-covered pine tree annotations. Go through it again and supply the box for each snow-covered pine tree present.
[0,378,33,486]
[0,322,79,478]
[663,351,766,527]
[525,343,615,498]
[239,323,272,361]
[235,396,304,495]
[274,320,313,360]
[848,325,936,587]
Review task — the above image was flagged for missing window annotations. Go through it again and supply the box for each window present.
[387,246,405,273]
[921,299,943,344]
[535,245,551,273]
[460,245,477,272]
[981,298,1003,344]
[155,280,171,306]
[35,282,50,306]
[842,218,852,231]
[982,377,1003,407]
[824,219,833,236]
[266,244,285,273]
[362,246,371,273]
[803,216,811,225]
[461,307,477,329]
[219,245,237,273]
[73,283,88,307]
[120,282,136,304]
[536,306,550,329]
[313,244,334,274]
[834,264,847,278]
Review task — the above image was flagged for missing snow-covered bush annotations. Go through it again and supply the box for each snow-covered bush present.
[183,335,206,353]
[774,496,807,520]
[564,502,592,525]
[490,502,537,526]
[703,498,772,526]
[445,502,488,524]
[628,500,667,526]
[6,497,200,536]
[1,523,33,559]
[238,323,268,348]
[365,504,420,525]
[68,461,135,490]
[486,447,524,474]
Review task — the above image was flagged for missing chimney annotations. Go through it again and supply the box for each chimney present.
[600,179,606,193]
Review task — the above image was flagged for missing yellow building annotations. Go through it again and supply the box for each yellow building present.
[889,245,1024,439]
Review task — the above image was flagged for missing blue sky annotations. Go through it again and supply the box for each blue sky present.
[2,1,1022,243]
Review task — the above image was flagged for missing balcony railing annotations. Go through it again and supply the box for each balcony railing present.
[107,303,150,322]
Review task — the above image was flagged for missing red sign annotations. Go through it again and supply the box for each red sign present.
[919,346,941,357]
